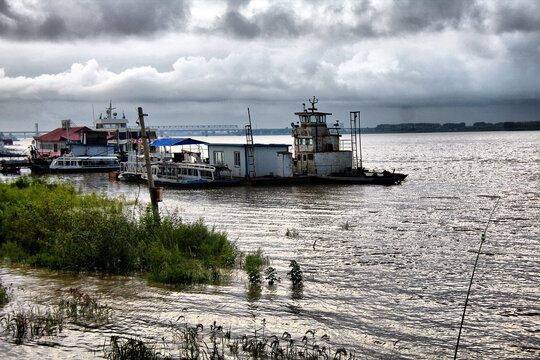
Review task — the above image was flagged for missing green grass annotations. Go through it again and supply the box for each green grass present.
[0,176,237,285]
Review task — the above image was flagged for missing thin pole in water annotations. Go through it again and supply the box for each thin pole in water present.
[454,196,501,359]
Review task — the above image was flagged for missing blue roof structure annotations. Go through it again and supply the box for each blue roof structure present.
[208,143,289,147]
[150,138,207,147]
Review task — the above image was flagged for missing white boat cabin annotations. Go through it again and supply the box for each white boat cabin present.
[207,143,292,178]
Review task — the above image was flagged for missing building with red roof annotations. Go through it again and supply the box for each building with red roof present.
[33,126,107,156]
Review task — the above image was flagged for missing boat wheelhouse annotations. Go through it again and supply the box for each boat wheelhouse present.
[291,97,407,185]
[292,97,351,176]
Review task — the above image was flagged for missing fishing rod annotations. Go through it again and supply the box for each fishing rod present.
[454,196,501,359]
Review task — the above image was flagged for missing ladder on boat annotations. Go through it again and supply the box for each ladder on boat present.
[245,108,256,178]
[350,111,362,170]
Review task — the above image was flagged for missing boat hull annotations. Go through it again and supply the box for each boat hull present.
[314,172,407,185]
[151,178,241,188]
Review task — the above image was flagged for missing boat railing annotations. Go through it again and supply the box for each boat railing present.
[121,161,146,173]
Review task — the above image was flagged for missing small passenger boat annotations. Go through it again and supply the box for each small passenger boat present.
[49,156,120,172]
[142,162,240,188]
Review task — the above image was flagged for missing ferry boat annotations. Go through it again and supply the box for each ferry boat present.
[49,156,120,173]
[142,162,240,188]
[291,97,407,185]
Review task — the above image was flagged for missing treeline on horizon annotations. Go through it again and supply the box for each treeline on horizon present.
[224,120,540,135]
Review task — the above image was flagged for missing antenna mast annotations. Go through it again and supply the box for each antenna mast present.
[350,111,362,171]
[245,108,256,178]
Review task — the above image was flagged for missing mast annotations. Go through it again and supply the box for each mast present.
[350,111,362,170]
[245,108,256,178]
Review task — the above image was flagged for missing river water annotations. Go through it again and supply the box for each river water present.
[1,131,539,359]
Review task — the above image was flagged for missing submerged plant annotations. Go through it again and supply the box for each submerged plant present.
[245,249,267,287]
[56,288,112,325]
[264,267,278,286]
[0,281,13,306]
[1,307,64,344]
[287,260,303,288]
[285,228,299,238]
[106,336,170,360]
[106,318,356,360]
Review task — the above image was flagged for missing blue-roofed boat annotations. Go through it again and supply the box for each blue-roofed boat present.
[120,137,241,187]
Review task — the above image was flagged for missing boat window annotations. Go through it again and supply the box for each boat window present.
[310,115,317,123]
[213,151,225,165]
[318,115,326,123]
[308,154,314,160]
[234,151,241,167]
[300,115,308,123]
[200,170,212,178]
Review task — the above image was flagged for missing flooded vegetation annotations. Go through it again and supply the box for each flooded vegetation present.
[1,132,539,359]
[0,177,237,284]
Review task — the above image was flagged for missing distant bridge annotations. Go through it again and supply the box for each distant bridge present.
[2,125,243,139]
[152,125,241,137]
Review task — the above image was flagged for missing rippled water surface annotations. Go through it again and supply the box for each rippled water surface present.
[1,131,539,359]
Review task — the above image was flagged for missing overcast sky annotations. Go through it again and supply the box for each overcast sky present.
[1,0,539,131]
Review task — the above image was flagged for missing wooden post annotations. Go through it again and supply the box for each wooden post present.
[138,107,159,212]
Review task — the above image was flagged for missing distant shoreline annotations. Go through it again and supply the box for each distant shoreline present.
[248,120,540,135]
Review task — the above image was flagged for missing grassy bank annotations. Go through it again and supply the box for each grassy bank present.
[0,177,237,284]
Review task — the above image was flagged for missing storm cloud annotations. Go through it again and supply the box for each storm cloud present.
[0,0,189,40]
[0,0,539,129]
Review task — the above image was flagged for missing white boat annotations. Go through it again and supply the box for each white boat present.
[142,162,240,188]
[49,156,120,172]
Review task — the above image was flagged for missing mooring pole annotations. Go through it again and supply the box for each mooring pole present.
[138,107,158,212]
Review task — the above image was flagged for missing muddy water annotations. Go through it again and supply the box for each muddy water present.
[1,131,539,359]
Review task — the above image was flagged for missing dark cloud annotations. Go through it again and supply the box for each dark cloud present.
[351,0,481,37]
[219,10,260,38]
[217,6,303,39]
[492,2,540,33]
[258,8,302,38]
[0,0,189,40]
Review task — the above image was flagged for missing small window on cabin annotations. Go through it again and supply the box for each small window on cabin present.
[318,115,326,123]
[308,154,314,160]
[310,115,317,123]
[213,151,224,165]
[234,151,241,167]
[300,115,308,123]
